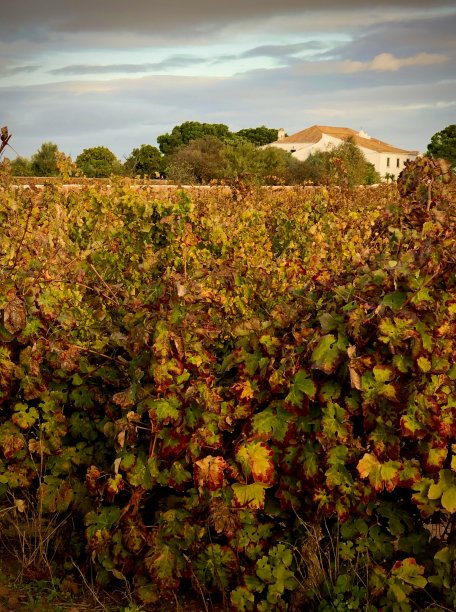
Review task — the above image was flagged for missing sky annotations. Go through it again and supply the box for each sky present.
[1,1,455,161]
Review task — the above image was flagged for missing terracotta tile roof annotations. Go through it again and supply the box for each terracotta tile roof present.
[276,125,418,155]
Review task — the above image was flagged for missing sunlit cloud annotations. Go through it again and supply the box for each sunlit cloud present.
[342,51,448,72]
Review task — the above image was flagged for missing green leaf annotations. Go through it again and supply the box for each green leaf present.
[193,544,237,590]
[230,587,255,611]
[11,402,39,430]
[145,544,182,590]
[382,291,407,311]
[441,487,456,512]
[252,404,293,442]
[417,356,431,373]
[319,311,343,333]
[85,506,121,531]
[232,482,268,509]
[392,557,427,588]
[38,476,74,513]
[285,369,316,407]
[361,366,397,402]
[310,334,341,374]
[146,397,180,425]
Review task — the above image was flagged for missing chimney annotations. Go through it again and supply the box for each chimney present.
[277,128,286,141]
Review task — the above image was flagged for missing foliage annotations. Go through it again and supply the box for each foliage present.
[75,146,123,178]
[157,121,233,155]
[398,155,455,210]
[298,138,381,186]
[31,142,60,177]
[166,136,227,184]
[0,167,455,610]
[10,156,34,177]
[165,138,297,185]
[157,121,279,156]
[232,141,295,183]
[124,145,163,178]
[235,126,278,147]
[426,124,456,169]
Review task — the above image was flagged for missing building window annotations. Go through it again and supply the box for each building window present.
[396,158,400,168]
[386,157,390,167]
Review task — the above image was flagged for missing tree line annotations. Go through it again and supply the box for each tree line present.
[5,122,455,186]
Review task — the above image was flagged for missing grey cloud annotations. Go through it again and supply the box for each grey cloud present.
[240,42,325,59]
[9,65,41,74]
[213,41,326,66]
[2,1,455,40]
[2,59,453,160]
[49,56,206,76]
[326,13,456,61]
[0,64,41,77]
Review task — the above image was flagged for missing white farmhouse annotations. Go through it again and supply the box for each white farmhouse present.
[267,125,419,179]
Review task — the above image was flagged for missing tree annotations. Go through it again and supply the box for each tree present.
[166,136,227,184]
[75,147,122,178]
[10,156,33,177]
[297,139,380,187]
[235,126,278,146]
[157,121,232,155]
[124,144,162,178]
[31,142,60,176]
[255,147,298,184]
[426,125,456,169]
[165,137,298,186]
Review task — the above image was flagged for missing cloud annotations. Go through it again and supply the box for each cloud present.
[240,41,325,60]
[383,100,456,111]
[1,0,454,161]
[49,55,206,76]
[342,52,448,72]
[2,62,454,160]
[0,64,41,77]
[1,1,455,40]
[326,12,456,60]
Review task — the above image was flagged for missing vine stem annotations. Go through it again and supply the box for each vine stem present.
[397,264,444,313]
[11,194,35,274]
[66,342,127,366]
[89,263,121,305]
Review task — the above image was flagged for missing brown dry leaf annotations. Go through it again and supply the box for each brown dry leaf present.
[112,388,135,408]
[3,298,26,334]
[349,365,362,391]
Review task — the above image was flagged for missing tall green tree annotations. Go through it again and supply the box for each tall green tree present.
[75,146,122,178]
[165,137,297,185]
[157,121,232,155]
[235,126,278,146]
[426,125,456,169]
[298,139,380,186]
[166,136,227,184]
[10,156,33,177]
[31,142,60,176]
[124,144,162,178]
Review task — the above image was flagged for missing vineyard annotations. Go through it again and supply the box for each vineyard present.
[0,163,455,610]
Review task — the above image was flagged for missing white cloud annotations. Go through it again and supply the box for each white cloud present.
[383,100,456,111]
[342,51,447,72]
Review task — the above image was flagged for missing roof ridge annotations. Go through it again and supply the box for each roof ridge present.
[273,125,417,154]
